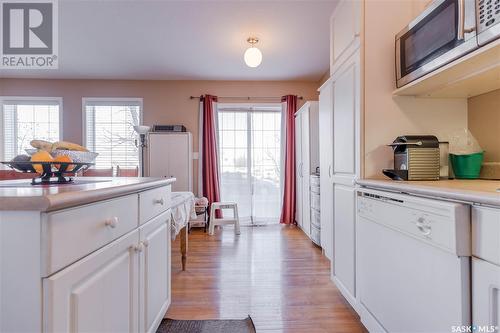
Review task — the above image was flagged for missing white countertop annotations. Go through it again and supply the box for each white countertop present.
[357,178,500,207]
[0,177,175,212]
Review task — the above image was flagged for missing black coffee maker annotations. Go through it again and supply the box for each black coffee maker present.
[383,135,440,181]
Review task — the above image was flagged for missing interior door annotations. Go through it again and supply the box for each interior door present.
[43,230,140,333]
[139,212,171,333]
[295,114,303,227]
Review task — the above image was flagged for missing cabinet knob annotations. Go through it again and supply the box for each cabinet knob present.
[104,216,118,228]
[134,243,144,253]
[154,198,165,205]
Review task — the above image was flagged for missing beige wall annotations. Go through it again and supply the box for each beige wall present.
[0,78,320,194]
[362,0,468,179]
[468,89,500,162]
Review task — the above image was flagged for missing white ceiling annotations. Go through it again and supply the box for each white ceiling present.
[1,0,337,81]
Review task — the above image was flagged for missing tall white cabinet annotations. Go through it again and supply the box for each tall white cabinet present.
[331,50,361,309]
[148,132,193,192]
[295,101,319,238]
[320,0,362,310]
[318,84,334,260]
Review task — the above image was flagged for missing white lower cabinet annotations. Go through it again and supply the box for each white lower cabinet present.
[43,230,141,333]
[41,189,172,333]
[472,206,500,329]
[140,212,172,333]
[333,184,356,307]
[43,211,172,333]
[473,257,500,329]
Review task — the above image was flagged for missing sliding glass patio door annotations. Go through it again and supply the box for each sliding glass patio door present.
[217,104,283,225]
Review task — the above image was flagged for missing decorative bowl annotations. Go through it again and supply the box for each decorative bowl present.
[51,150,99,163]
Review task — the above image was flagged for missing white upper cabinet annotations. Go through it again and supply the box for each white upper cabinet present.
[330,0,361,75]
[333,51,361,178]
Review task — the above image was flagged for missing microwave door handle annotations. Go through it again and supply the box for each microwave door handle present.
[458,0,465,40]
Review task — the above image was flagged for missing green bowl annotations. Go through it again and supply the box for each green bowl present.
[449,152,484,179]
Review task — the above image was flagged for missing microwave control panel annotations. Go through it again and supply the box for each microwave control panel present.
[477,0,500,31]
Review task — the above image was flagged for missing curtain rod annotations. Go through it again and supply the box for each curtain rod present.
[189,95,303,100]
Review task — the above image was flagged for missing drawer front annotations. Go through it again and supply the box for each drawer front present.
[310,184,320,194]
[310,176,320,187]
[43,194,139,276]
[472,206,500,265]
[311,208,321,228]
[139,185,171,224]
[310,192,321,211]
[311,225,321,245]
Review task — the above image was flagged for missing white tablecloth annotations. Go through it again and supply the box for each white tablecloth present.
[170,191,196,239]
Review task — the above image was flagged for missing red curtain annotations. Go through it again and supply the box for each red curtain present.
[202,95,221,206]
[279,95,298,225]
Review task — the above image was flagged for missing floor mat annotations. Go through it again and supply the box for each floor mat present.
[157,316,256,333]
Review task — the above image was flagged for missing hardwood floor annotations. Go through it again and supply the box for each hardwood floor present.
[167,224,366,333]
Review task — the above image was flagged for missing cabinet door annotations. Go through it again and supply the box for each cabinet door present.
[295,115,303,227]
[319,81,334,260]
[139,211,171,333]
[43,230,140,333]
[331,50,361,306]
[301,110,311,237]
[330,0,361,74]
[149,134,192,192]
[149,134,170,178]
[167,134,191,192]
[333,52,360,177]
[473,257,500,329]
[333,184,356,306]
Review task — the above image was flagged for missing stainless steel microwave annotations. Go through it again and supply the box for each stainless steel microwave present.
[396,0,478,88]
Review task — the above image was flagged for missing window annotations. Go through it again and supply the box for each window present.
[1,97,62,161]
[83,98,142,169]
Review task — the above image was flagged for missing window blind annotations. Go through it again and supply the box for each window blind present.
[1,102,61,161]
[84,100,141,169]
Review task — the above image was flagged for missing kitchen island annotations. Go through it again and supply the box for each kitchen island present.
[0,177,175,333]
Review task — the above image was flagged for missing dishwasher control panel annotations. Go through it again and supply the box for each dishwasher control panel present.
[357,189,471,256]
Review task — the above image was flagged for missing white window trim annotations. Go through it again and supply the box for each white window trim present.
[81,97,143,146]
[82,97,143,169]
[0,96,63,161]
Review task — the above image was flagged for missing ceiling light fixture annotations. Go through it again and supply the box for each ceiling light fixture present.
[244,37,262,68]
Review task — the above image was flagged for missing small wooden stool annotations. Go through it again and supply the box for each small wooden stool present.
[209,202,240,235]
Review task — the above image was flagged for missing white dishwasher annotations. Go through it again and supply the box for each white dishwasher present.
[357,188,471,333]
